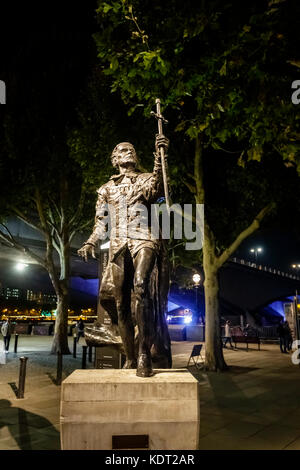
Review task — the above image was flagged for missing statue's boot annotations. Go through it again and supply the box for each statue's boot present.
[136,353,154,377]
[123,358,137,369]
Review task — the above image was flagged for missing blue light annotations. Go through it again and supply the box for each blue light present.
[167,315,172,322]
[184,315,193,324]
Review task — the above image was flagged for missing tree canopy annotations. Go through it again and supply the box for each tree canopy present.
[94,0,299,166]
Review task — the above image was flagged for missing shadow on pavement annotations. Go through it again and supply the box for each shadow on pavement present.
[0,399,60,450]
[46,372,59,386]
[8,382,18,398]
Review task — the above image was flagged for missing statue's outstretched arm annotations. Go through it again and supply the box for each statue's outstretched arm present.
[77,186,108,262]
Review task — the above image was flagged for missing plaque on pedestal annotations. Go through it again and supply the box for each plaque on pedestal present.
[94,345,126,369]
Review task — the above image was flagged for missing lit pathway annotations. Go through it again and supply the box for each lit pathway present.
[0,336,299,450]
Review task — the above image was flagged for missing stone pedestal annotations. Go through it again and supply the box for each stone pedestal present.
[60,369,199,450]
[0,338,6,364]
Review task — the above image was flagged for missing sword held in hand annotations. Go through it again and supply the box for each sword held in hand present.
[151,98,171,210]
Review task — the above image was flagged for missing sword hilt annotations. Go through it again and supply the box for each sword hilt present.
[150,110,168,126]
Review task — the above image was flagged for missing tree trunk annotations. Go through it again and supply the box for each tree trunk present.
[51,285,70,354]
[203,224,227,371]
[203,268,227,371]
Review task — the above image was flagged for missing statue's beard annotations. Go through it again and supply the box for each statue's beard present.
[118,155,137,168]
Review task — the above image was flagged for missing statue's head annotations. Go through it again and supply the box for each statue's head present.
[110,142,138,169]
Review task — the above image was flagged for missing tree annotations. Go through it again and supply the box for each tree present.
[93,0,300,369]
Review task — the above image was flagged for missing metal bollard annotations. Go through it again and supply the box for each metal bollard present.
[17,357,28,399]
[56,351,63,385]
[88,346,93,363]
[82,345,87,369]
[73,335,77,358]
[14,334,19,353]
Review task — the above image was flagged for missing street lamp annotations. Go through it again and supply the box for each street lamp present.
[291,264,300,273]
[192,273,201,286]
[15,263,29,272]
[250,247,262,262]
[192,273,202,324]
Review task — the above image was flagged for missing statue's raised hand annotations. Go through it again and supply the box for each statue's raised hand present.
[77,243,96,262]
[155,134,169,154]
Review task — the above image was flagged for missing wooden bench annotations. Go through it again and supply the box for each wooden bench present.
[232,335,260,350]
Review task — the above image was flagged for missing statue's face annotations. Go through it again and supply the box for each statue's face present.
[114,143,137,168]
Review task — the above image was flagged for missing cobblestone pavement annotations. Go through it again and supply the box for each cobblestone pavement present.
[0,335,299,450]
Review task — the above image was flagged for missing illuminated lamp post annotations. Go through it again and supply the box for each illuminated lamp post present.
[15,262,29,272]
[291,264,300,273]
[192,273,202,325]
[250,247,262,262]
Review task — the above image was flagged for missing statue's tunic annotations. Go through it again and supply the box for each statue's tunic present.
[85,153,163,259]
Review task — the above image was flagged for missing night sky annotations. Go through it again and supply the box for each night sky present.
[1,1,300,274]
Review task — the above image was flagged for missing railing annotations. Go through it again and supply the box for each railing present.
[231,257,300,281]
[260,326,279,338]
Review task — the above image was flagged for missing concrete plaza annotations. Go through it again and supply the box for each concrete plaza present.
[0,334,299,450]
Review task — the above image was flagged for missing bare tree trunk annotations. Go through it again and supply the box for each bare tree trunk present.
[51,283,70,354]
[50,181,71,355]
[203,266,227,371]
[203,223,227,371]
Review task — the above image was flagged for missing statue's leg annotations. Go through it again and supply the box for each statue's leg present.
[113,249,136,369]
[133,248,156,377]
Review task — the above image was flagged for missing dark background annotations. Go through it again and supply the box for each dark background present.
[0,1,299,274]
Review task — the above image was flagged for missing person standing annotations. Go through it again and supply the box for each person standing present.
[76,319,85,343]
[223,320,234,348]
[277,320,286,353]
[283,321,292,352]
[1,318,12,352]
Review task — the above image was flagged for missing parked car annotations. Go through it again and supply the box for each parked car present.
[167,308,193,325]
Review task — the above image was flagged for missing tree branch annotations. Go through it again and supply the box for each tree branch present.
[69,186,86,229]
[194,135,205,204]
[74,218,94,233]
[48,195,62,221]
[35,187,60,289]
[183,180,196,194]
[48,205,62,240]
[216,203,275,268]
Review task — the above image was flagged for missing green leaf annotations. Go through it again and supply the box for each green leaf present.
[103,3,112,13]
[219,60,227,76]
[110,57,119,71]
[247,147,263,162]
[199,122,208,131]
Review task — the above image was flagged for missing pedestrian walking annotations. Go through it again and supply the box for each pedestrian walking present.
[76,319,85,343]
[223,320,234,348]
[1,318,13,352]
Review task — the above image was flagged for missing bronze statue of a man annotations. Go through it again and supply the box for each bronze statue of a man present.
[78,135,172,377]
